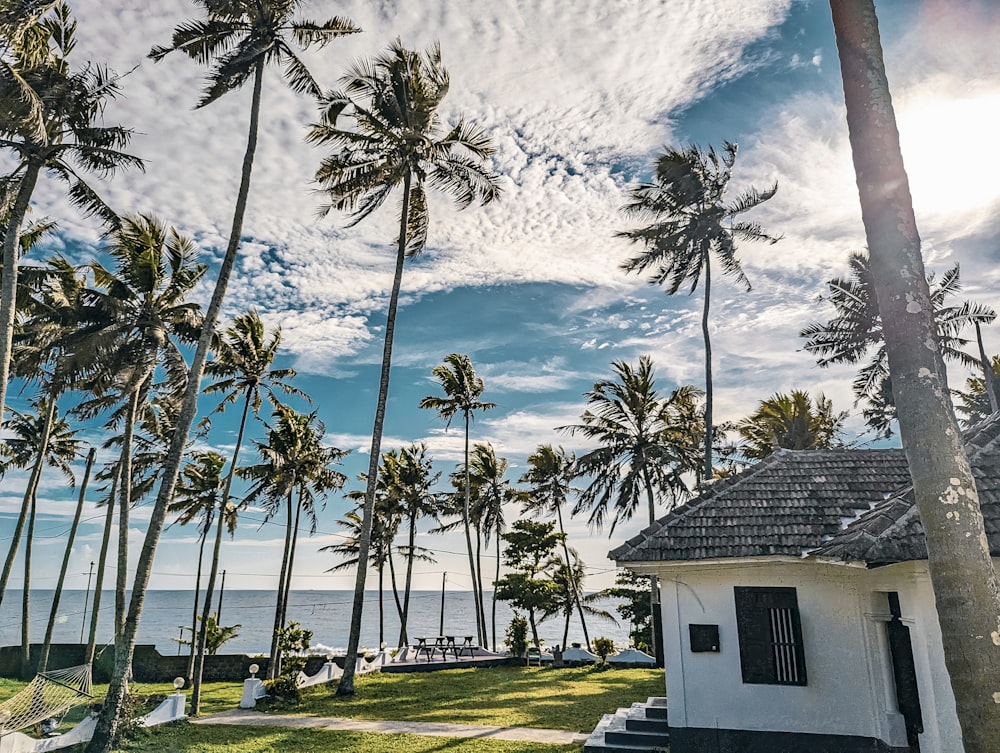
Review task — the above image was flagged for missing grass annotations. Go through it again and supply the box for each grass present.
[285,665,664,733]
[1,664,665,751]
[119,724,581,753]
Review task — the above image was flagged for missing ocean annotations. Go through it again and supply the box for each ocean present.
[0,589,631,656]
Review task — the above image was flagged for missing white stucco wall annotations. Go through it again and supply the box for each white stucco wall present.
[645,557,980,750]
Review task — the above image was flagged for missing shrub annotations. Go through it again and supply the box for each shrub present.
[592,636,615,661]
[505,614,528,657]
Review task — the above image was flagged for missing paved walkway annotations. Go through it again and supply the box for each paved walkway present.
[193,709,589,745]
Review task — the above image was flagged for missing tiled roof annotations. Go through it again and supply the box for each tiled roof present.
[611,414,1000,566]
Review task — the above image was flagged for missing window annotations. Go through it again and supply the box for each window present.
[734,586,807,685]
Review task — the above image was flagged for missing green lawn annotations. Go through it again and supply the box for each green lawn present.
[1,665,665,752]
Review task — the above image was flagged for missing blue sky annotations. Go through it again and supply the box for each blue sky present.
[3,0,1000,599]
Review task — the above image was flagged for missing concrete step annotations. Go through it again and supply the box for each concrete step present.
[626,704,670,733]
[644,697,668,720]
[583,713,668,753]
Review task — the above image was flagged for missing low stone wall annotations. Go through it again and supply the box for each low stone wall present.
[0,645,330,683]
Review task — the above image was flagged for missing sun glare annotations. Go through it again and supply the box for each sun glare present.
[898,91,1000,218]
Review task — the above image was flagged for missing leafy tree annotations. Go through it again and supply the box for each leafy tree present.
[618,142,779,478]
[520,444,591,648]
[494,520,563,651]
[240,404,346,689]
[800,251,995,437]
[84,6,361,747]
[309,41,501,694]
[0,2,141,427]
[562,357,699,533]
[735,390,847,461]
[830,3,1000,748]
[597,570,653,652]
[419,353,496,647]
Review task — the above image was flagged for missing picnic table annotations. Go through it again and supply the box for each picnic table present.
[414,636,478,661]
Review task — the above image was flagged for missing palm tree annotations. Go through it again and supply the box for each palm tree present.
[735,390,847,461]
[0,396,79,676]
[831,3,1000,747]
[83,8,360,745]
[310,42,501,696]
[0,3,142,429]
[167,451,229,685]
[389,443,439,647]
[465,442,518,652]
[324,505,398,646]
[543,548,616,649]
[38,445,95,673]
[61,215,204,642]
[618,142,780,479]
[800,252,996,437]
[520,444,591,649]
[561,358,700,534]
[419,353,496,647]
[956,355,1000,427]
[239,405,346,690]
[193,310,302,693]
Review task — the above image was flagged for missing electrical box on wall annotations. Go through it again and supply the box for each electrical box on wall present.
[689,623,720,652]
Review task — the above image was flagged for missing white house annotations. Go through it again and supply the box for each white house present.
[611,416,1000,753]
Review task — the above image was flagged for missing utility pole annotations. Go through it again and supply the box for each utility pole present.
[215,569,226,621]
[80,561,94,643]
[439,572,446,635]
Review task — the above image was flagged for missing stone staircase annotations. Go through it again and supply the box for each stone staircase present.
[583,697,669,753]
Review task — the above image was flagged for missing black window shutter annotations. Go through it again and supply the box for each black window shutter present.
[734,586,806,685]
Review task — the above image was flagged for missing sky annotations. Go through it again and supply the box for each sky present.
[3,0,1000,604]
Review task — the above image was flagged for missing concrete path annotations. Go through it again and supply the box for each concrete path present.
[193,708,588,745]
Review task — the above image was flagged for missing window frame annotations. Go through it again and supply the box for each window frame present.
[734,586,808,686]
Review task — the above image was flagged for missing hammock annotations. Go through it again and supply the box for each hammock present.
[0,665,93,736]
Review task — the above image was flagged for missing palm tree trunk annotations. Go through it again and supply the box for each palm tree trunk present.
[387,546,404,624]
[493,526,501,652]
[831,4,1000,750]
[86,60,266,753]
[701,256,713,482]
[378,565,385,646]
[280,495,303,631]
[397,511,417,646]
[475,522,488,646]
[191,389,252,710]
[339,170,412,697]
[86,469,120,666]
[185,532,208,685]
[116,388,141,639]
[0,159,41,429]
[528,610,541,652]
[267,490,295,680]
[556,504,590,648]
[19,397,56,678]
[461,414,485,647]
[39,447,96,673]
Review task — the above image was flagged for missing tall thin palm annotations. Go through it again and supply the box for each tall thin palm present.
[0,3,142,429]
[194,310,302,696]
[390,443,439,647]
[82,7,360,745]
[468,442,517,652]
[239,404,346,689]
[419,353,496,647]
[800,252,995,437]
[310,42,501,696]
[167,451,229,685]
[618,143,779,480]
[561,357,700,534]
[0,397,78,675]
[520,444,591,648]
